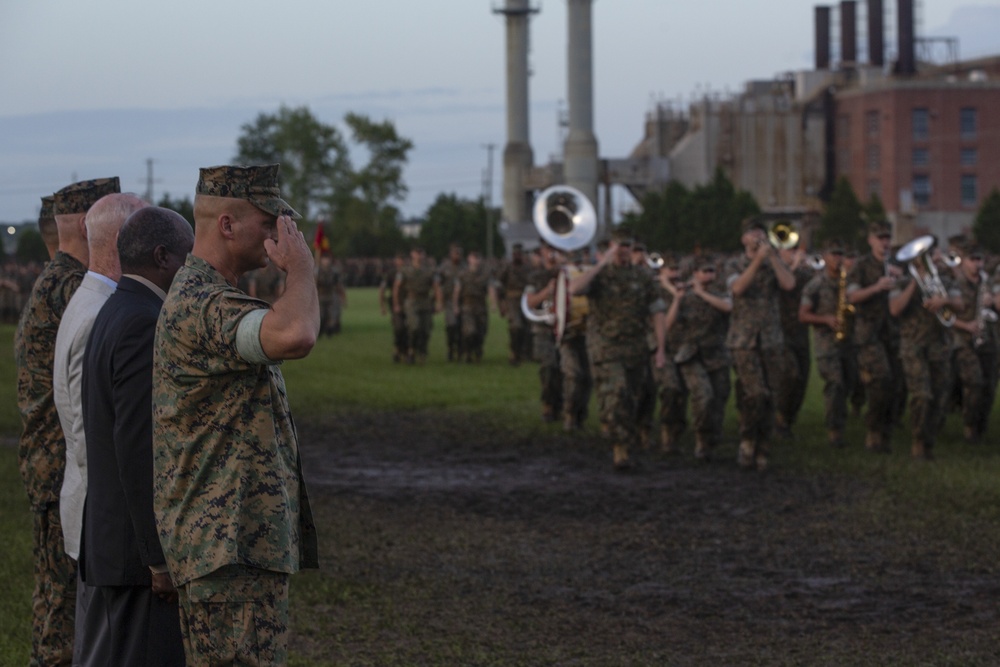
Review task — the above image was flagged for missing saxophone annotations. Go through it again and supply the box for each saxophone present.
[834,265,855,342]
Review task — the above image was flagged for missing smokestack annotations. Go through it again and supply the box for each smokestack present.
[840,1,857,65]
[896,0,916,75]
[497,0,537,230]
[564,0,600,223]
[868,0,884,67]
[815,6,831,70]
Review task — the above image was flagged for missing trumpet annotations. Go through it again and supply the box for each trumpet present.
[805,254,826,271]
[767,222,800,250]
[647,252,665,270]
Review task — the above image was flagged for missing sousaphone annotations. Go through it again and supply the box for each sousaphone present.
[520,186,597,340]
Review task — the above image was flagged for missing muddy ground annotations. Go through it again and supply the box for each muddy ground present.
[289,412,1000,666]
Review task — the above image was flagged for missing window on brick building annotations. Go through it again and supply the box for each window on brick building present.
[866,110,880,138]
[961,174,978,207]
[867,145,880,171]
[913,175,931,206]
[961,148,977,167]
[868,180,881,200]
[912,148,929,167]
[960,108,977,139]
[912,108,929,142]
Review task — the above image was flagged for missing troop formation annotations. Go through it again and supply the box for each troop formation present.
[15,165,318,666]
[480,217,1000,472]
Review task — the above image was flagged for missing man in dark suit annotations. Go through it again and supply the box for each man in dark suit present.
[81,206,193,665]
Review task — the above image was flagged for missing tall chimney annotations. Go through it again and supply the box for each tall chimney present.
[868,0,884,67]
[815,6,831,70]
[840,1,857,65]
[896,0,916,75]
[564,0,600,228]
[496,0,537,235]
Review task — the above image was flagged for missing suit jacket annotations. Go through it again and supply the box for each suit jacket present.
[81,276,166,586]
[54,271,116,559]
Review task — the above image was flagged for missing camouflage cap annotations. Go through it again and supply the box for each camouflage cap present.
[867,220,892,237]
[52,177,121,215]
[610,228,634,246]
[742,216,767,233]
[821,237,846,253]
[196,164,300,219]
[38,195,55,225]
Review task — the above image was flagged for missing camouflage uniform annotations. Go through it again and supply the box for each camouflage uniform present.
[249,262,285,303]
[455,264,490,361]
[951,271,998,441]
[528,265,563,420]
[801,271,853,439]
[776,264,814,435]
[558,267,592,430]
[847,254,896,449]
[726,255,786,467]
[654,284,688,451]
[670,287,731,457]
[892,275,956,457]
[380,270,408,361]
[496,257,533,364]
[153,254,319,661]
[438,256,464,360]
[581,262,666,459]
[397,262,438,360]
[315,258,344,336]
[15,250,86,667]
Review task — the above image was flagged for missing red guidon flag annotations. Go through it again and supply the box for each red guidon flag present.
[313,221,330,253]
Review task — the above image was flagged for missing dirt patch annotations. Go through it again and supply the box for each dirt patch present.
[291,412,1000,666]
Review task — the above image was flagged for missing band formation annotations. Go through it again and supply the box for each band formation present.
[12,165,1000,665]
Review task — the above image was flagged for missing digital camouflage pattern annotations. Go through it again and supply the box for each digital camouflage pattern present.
[583,262,664,365]
[528,265,563,416]
[195,164,300,219]
[397,263,438,356]
[497,258,532,362]
[456,265,490,356]
[152,255,318,587]
[847,254,892,346]
[655,287,687,444]
[952,271,998,438]
[724,255,784,350]
[39,195,55,225]
[802,272,853,433]
[16,251,87,508]
[14,250,85,667]
[51,177,120,215]
[776,264,814,430]
[177,565,289,667]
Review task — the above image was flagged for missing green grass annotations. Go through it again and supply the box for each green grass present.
[4,287,1000,663]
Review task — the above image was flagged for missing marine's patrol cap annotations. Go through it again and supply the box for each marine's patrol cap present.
[52,177,121,216]
[38,196,55,225]
[821,238,846,254]
[610,228,634,246]
[867,220,892,238]
[196,164,300,219]
[742,216,767,233]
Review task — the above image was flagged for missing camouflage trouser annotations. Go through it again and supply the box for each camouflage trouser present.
[391,311,408,355]
[404,304,433,356]
[899,343,951,448]
[952,344,998,436]
[653,358,687,436]
[856,340,895,440]
[460,308,488,358]
[177,565,290,667]
[559,335,592,423]
[730,347,784,444]
[678,360,730,446]
[504,298,530,362]
[30,504,76,667]
[776,342,810,428]
[815,351,851,432]
[594,357,652,449]
[533,328,562,414]
[444,304,461,357]
[319,296,342,335]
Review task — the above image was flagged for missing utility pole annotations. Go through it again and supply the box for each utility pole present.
[145,159,154,203]
[482,143,496,258]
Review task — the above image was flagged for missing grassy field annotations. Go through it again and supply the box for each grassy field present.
[3,287,1000,663]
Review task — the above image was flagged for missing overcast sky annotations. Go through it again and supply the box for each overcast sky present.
[1,0,997,223]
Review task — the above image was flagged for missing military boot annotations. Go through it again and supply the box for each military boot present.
[911,440,934,461]
[612,444,632,471]
[660,424,676,455]
[738,439,755,469]
[693,434,711,461]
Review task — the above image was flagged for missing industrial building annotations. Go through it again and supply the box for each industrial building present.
[496,0,1000,251]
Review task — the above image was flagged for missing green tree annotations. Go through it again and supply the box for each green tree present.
[344,113,413,223]
[621,169,757,253]
[157,193,195,228]
[973,188,1000,254]
[816,177,865,249]
[15,228,48,263]
[418,194,499,259]
[234,105,352,222]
